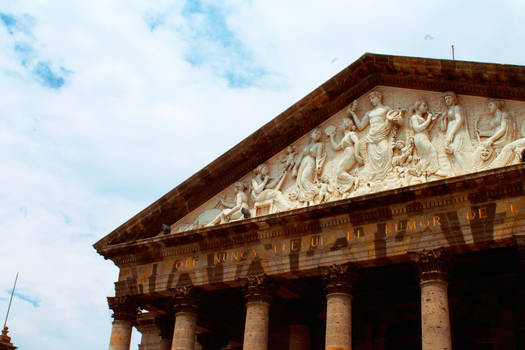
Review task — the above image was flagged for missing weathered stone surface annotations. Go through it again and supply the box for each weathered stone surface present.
[243,301,270,350]
[109,320,133,350]
[415,249,452,350]
[325,293,352,350]
[171,312,197,350]
[420,280,451,350]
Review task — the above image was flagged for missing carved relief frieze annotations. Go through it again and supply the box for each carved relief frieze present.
[170,87,525,233]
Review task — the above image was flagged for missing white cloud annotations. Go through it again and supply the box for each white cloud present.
[1,0,525,348]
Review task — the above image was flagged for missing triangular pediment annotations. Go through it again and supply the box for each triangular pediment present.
[171,86,525,233]
[94,53,525,254]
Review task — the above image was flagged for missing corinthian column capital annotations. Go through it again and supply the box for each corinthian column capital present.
[240,273,273,303]
[107,296,139,323]
[321,263,358,295]
[413,248,451,283]
[168,286,199,313]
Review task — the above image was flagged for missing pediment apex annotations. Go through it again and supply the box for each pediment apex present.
[94,53,525,253]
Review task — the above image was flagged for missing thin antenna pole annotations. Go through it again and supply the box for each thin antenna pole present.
[451,45,455,60]
[3,272,19,329]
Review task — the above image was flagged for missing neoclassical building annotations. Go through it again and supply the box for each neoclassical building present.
[94,53,525,350]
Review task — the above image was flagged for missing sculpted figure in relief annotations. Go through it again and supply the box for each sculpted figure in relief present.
[489,120,525,168]
[347,91,403,181]
[326,116,362,196]
[292,128,326,205]
[475,99,515,152]
[315,174,335,203]
[206,182,249,226]
[409,100,445,178]
[281,146,297,172]
[251,164,290,215]
[439,91,474,175]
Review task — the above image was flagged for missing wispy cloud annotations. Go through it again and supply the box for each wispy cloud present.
[0,12,69,89]
[0,12,33,36]
[2,290,40,308]
[145,0,268,88]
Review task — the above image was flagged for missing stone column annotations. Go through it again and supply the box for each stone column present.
[136,312,162,350]
[288,324,310,350]
[414,249,452,350]
[107,296,138,350]
[170,287,199,350]
[241,274,272,350]
[322,263,358,350]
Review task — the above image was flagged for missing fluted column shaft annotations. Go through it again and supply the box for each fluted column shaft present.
[288,324,310,350]
[322,264,357,350]
[108,297,138,350]
[242,274,272,350]
[414,249,452,350]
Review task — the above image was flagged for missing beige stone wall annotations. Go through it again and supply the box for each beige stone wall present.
[116,189,525,294]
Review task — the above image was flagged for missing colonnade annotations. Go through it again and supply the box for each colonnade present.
[107,249,458,350]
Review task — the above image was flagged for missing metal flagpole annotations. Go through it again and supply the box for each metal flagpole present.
[3,273,19,330]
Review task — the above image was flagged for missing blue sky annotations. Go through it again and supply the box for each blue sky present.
[1,1,525,349]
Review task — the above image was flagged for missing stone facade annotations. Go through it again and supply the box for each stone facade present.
[95,53,525,350]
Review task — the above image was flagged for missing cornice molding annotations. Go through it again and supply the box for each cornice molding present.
[94,53,525,253]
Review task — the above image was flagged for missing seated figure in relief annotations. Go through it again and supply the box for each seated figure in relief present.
[409,99,446,178]
[347,91,404,182]
[251,163,290,216]
[292,128,326,206]
[326,116,362,196]
[206,182,249,226]
[438,91,474,175]
[475,99,515,156]
[488,120,525,169]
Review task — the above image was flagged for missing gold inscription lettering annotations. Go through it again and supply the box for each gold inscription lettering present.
[433,216,441,226]
[385,224,392,235]
[419,217,431,230]
[311,236,320,248]
[407,219,417,231]
[290,239,300,252]
[466,208,476,221]
[214,252,227,264]
[478,207,487,219]
[185,258,195,268]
